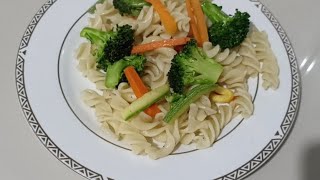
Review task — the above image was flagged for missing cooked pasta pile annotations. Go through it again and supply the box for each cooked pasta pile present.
[76,0,279,159]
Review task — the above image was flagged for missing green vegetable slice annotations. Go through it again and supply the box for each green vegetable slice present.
[122,84,170,120]
[164,84,217,123]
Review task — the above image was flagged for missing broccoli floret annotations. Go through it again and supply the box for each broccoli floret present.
[105,55,146,89]
[113,0,150,17]
[167,39,223,94]
[202,0,250,49]
[80,25,134,71]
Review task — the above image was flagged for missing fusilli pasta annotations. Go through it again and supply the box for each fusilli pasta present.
[76,1,280,159]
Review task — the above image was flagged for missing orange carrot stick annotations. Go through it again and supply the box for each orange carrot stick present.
[190,0,209,45]
[131,37,190,54]
[124,66,161,117]
[146,0,177,35]
[124,66,149,97]
[188,25,193,37]
[144,104,161,118]
[186,0,202,45]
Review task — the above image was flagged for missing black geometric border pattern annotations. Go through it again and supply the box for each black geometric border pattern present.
[15,1,300,180]
[215,1,301,180]
[15,0,105,180]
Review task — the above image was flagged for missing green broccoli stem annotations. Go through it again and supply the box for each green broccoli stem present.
[188,46,223,84]
[104,55,146,89]
[80,27,114,47]
[201,0,229,23]
[105,60,127,88]
[129,0,150,8]
[113,0,150,17]
[185,58,223,85]
[164,84,218,123]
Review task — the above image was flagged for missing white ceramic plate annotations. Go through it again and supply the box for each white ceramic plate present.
[15,0,301,179]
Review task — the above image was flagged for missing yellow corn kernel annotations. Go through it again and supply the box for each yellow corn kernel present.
[210,86,234,103]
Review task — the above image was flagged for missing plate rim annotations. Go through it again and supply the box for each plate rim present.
[15,0,301,179]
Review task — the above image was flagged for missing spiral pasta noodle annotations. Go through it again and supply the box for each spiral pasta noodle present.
[143,47,177,89]
[250,29,280,90]
[202,42,247,85]
[238,37,261,78]
[75,1,280,159]
[76,43,96,77]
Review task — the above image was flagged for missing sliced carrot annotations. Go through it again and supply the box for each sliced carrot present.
[186,0,202,45]
[190,0,209,45]
[186,0,202,46]
[144,104,161,117]
[146,0,177,35]
[188,23,193,37]
[131,37,190,54]
[124,66,161,117]
[124,66,149,97]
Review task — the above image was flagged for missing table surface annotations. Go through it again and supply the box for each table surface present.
[1,0,320,179]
